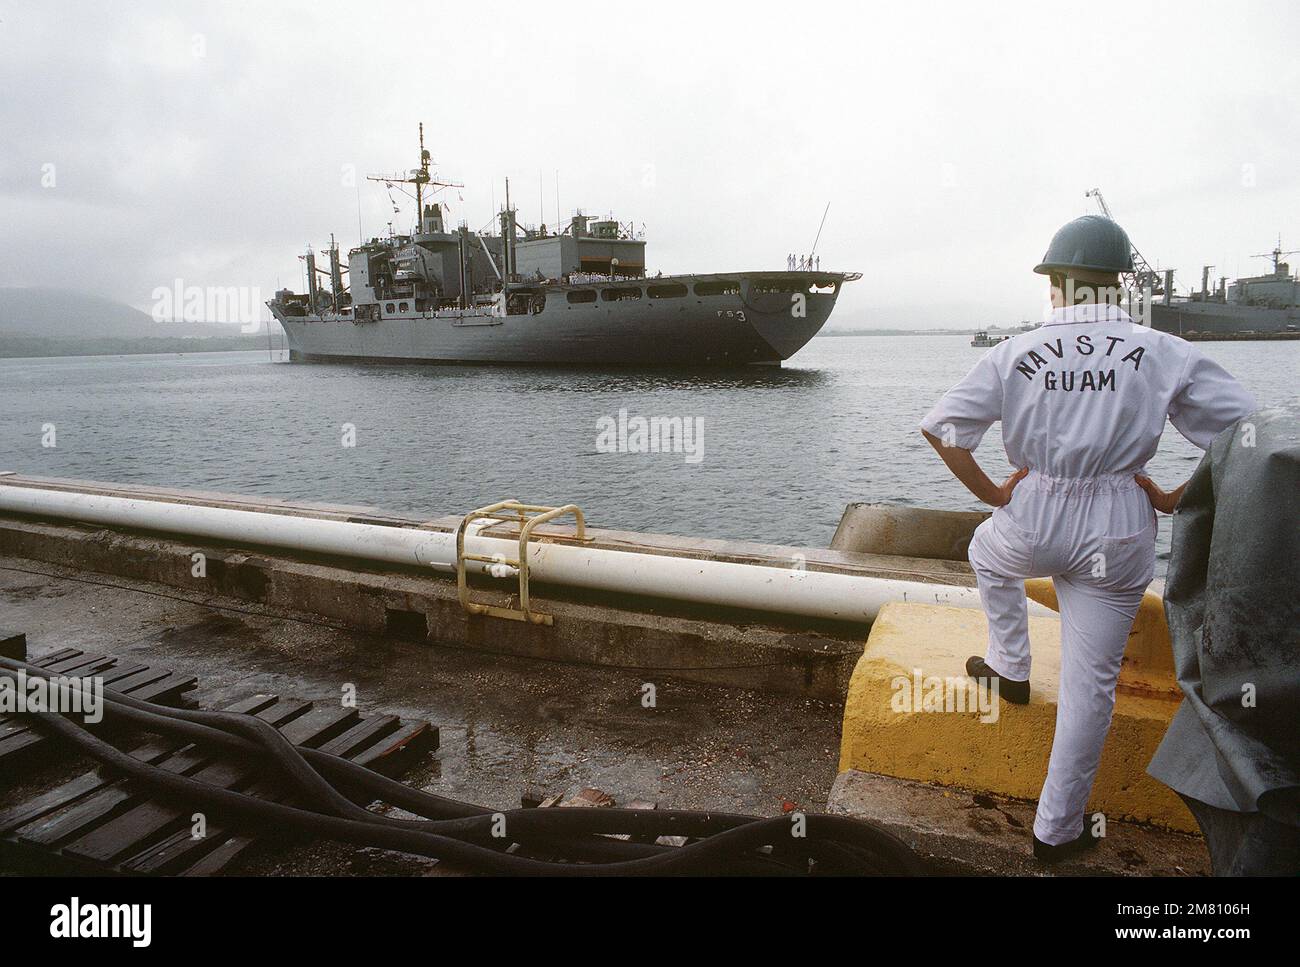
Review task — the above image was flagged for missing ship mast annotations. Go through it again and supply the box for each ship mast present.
[1252,236,1299,275]
[366,122,462,235]
[416,122,427,218]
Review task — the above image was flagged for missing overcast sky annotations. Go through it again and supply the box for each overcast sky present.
[2,0,1297,328]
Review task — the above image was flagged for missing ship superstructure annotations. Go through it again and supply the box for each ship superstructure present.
[1148,239,1300,337]
[1083,190,1297,338]
[269,126,859,366]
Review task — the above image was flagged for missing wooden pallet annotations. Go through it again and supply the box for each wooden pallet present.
[0,690,438,875]
[0,646,198,771]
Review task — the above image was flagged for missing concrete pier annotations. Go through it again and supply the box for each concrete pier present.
[0,473,1210,875]
[0,474,972,699]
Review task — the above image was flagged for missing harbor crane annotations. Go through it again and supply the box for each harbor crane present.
[1084,188,1166,297]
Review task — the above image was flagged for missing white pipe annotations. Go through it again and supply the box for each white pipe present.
[0,485,1041,623]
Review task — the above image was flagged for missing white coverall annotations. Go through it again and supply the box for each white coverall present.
[920,303,1257,845]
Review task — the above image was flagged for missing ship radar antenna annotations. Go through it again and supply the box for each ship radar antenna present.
[366,122,463,234]
[1252,235,1299,274]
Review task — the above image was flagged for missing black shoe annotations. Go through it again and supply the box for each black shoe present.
[965,656,1030,705]
[1033,828,1102,863]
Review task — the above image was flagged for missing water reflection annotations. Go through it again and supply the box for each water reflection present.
[299,359,834,394]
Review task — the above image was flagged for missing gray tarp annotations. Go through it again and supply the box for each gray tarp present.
[1147,404,1299,825]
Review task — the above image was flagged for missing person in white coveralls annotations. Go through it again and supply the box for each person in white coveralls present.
[919,215,1257,863]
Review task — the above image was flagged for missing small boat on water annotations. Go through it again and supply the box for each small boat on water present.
[970,330,1008,348]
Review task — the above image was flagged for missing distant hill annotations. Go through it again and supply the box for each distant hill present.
[0,287,266,339]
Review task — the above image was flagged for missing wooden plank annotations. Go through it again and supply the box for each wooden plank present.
[26,649,82,670]
[125,704,364,875]
[0,656,197,773]
[29,646,76,664]
[0,657,147,744]
[39,652,115,676]
[11,697,294,849]
[61,697,319,865]
[0,730,52,764]
[97,666,173,695]
[0,631,27,661]
[0,675,436,876]
[172,717,433,872]
[96,662,153,685]
[350,721,439,775]
[315,714,401,759]
[277,704,362,747]
[0,738,180,835]
[163,708,431,875]
[15,760,184,848]
[173,835,250,877]
[116,671,197,705]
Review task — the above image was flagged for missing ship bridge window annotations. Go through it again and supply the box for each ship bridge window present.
[602,287,642,302]
[399,301,409,312]
[385,303,395,313]
[695,280,740,297]
[567,289,597,304]
[647,283,688,299]
[752,281,803,294]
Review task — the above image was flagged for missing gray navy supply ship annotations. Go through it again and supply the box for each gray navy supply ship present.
[269,126,859,366]
[1081,189,1297,340]
[1147,240,1299,338]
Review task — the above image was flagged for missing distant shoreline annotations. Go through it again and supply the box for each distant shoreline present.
[818,328,975,337]
[0,334,279,360]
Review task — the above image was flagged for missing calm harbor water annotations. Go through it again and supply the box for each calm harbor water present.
[1,335,1295,572]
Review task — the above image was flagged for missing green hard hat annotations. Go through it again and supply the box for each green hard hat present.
[1033,215,1134,275]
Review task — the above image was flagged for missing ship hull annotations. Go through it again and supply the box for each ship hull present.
[1150,301,1300,337]
[271,273,848,367]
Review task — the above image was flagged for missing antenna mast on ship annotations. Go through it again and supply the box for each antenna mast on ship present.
[1252,236,1298,275]
[366,123,463,234]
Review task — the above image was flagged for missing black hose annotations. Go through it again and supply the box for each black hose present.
[1,658,666,867]
[0,657,765,865]
[0,657,923,875]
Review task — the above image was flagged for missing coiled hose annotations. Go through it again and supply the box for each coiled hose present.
[0,656,923,875]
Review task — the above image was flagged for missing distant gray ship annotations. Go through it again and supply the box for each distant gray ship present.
[269,127,859,366]
[1149,240,1299,337]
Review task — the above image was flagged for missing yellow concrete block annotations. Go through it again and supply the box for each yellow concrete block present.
[838,601,1195,832]
[1025,578,1177,690]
